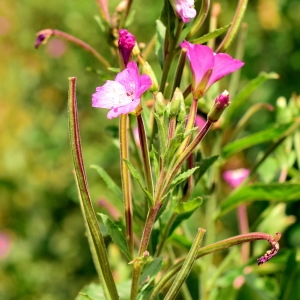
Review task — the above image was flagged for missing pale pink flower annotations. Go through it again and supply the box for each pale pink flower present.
[180,41,244,98]
[175,0,196,23]
[92,62,152,119]
[223,168,250,188]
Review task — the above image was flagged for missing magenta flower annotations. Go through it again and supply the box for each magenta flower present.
[174,0,196,23]
[180,41,244,98]
[118,29,136,67]
[92,62,152,119]
[223,168,250,188]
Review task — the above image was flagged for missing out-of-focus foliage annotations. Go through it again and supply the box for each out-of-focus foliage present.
[0,0,300,299]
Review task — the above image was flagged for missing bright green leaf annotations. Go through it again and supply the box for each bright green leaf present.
[220,183,300,215]
[191,24,231,44]
[170,167,199,190]
[222,123,293,159]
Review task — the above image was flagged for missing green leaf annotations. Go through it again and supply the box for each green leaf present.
[174,197,203,214]
[123,159,154,205]
[91,164,122,199]
[170,167,199,190]
[139,257,163,285]
[98,213,131,261]
[222,123,293,160]
[163,133,184,166]
[170,197,205,235]
[195,155,219,183]
[220,182,300,215]
[191,24,231,44]
[155,19,166,68]
[76,281,131,300]
[224,72,279,124]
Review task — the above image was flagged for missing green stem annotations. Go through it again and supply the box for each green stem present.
[149,232,279,299]
[130,201,162,300]
[136,114,154,199]
[159,20,184,95]
[68,77,118,299]
[186,0,210,39]
[170,48,187,97]
[164,228,206,300]
[216,0,248,52]
[120,114,134,257]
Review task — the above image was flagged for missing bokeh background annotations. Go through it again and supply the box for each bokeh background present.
[1,0,300,299]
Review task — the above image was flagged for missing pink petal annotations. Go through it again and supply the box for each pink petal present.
[107,98,140,119]
[92,80,131,109]
[207,53,244,89]
[223,168,250,188]
[136,74,152,98]
[180,41,214,87]
[175,0,196,23]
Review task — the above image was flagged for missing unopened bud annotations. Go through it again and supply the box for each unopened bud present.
[142,62,159,92]
[118,29,136,66]
[34,29,53,49]
[170,88,183,116]
[207,90,230,122]
[154,92,166,116]
[177,96,186,122]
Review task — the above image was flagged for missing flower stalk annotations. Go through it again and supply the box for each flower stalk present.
[35,29,110,68]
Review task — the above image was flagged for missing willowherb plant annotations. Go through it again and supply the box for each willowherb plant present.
[35,0,300,299]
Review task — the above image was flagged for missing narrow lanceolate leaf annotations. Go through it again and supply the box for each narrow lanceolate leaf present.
[220,182,300,215]
[91,164,123,199]
[224,72,279,124]
[68,77,118,300]
[191,24,231,44]
[169,167,199,190]
[98,213,131,261]
[222,122,295,159]
[123,159,154,205]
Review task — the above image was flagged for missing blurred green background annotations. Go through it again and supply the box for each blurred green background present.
[1,0,300,299]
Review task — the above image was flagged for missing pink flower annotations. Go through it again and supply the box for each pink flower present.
[174,0,196,23]
[195,115,206,130]
[118,29,136,66]
[92,62,152,119]
[223,168,250,188]
[180,41,244,98]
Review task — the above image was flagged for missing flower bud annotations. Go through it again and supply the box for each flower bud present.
[142,62,159,92]
[207,90,230,123]
[154,92,166,116]
[177,97,186,122]
[170,88,183,116]
[118,29,136,67]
